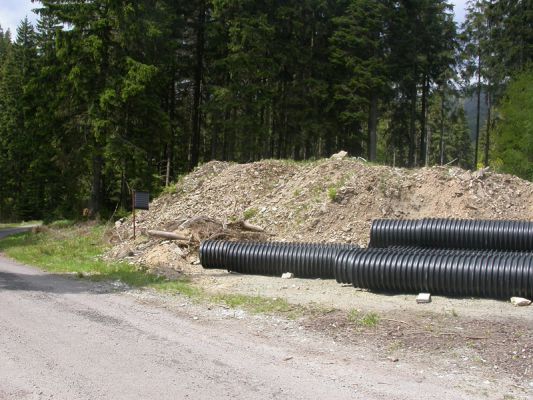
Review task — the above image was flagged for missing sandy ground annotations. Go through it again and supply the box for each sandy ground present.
[1,252,532,400]
[193,265,533,323]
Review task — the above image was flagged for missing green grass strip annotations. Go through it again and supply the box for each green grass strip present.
[0,225,195,294]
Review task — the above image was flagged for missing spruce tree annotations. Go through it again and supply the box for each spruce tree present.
[330,0,389,162]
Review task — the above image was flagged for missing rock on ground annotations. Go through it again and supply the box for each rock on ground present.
[511,297,532,306]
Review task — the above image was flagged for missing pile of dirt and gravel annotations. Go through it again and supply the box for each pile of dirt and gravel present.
[108,156,533,271]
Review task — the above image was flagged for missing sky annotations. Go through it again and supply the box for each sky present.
[0,1,38,35]
[452,0,469,23]
[0,0,469,37]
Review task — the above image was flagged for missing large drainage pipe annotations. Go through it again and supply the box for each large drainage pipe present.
[335,247,533,299]
[200,240,358,279]
[370,218,533,251]
[334,246,529,284]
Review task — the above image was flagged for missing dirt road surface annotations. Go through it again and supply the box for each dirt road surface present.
[0,228,34,240]
[0,246,530,399]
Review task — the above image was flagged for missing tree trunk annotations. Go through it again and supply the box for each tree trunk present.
[484,90,491,167]
[166,75,176,186]
[120,161,127,210]
[90,153,103,217]
[408,83,417,167]
[420,74,429,166]
[439,88,445,165]
[276,81,285,159]
[189,0,205,170]
[474,51,482,168]
[165,144,172,187]
[368,91,378,162]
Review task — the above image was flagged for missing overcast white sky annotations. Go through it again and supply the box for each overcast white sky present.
[0,0,469,37]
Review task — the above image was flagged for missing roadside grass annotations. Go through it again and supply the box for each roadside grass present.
[0,225,192,293]
[47,219,77,229]
[153,279,203,298]
[0,224,306,318]
[212,293,304,319]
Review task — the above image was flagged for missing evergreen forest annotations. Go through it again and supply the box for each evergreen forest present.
[0,0,531,220]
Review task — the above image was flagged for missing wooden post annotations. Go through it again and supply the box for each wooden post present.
[132,190,136,240]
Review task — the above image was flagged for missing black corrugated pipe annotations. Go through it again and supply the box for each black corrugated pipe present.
[335,246,531,284]
[335,247,533,299]
[369,218,533,251]
[200,240,358,279]
[336,247,472,284]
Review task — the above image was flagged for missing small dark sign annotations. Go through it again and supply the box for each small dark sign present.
[134,191,150,210]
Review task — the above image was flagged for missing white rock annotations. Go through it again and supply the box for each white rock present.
[281,272,294,279]
[330,150,348,160]
[416,293,432,304]
[510,297,531,306]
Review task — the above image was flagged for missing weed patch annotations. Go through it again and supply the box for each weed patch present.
[243,207,258,220]
[47,219,76,229]
[327,186,338,202]
[161,175,186,196]
[348,309,380,328]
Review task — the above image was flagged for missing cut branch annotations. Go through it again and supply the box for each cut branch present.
[147,230,189,241]
[241,221,265,232]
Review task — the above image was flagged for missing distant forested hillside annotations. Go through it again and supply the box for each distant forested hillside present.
[463,91,488,142]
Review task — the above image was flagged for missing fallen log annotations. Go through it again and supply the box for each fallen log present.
[147,230,189,241]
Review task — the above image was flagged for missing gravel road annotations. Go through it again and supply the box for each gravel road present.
[0,230,526,399]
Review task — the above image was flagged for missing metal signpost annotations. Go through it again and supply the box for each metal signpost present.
[132,190,149,239]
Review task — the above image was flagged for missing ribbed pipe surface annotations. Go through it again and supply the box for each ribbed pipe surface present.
[335,247,533,298]
[370,218,533,251]
[334,246,501,284]
[200,240,358,279]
